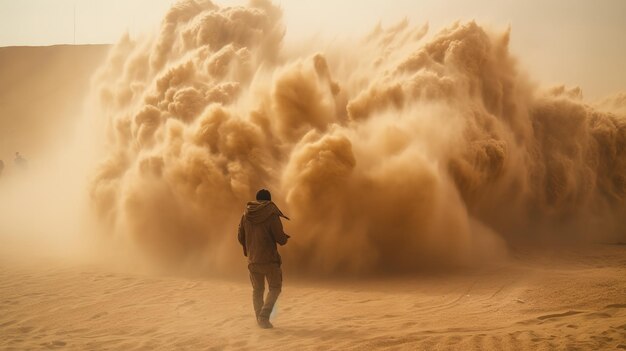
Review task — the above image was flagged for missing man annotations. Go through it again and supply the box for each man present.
[14,152,27,169]
[238,189,290,329]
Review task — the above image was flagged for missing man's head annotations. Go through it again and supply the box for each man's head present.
[256,189,271,201]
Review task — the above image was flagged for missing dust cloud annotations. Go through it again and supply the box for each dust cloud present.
[0,45,109,266]
[88,0,626,275]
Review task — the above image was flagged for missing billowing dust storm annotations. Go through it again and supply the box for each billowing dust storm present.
[88,0,626,275]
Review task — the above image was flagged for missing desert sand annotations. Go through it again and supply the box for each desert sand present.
[1,245,625,350]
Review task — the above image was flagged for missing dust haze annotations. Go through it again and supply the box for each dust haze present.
[3,0,626,275]
[0,45,109,266]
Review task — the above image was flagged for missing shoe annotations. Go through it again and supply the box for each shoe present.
[257,318,274,329]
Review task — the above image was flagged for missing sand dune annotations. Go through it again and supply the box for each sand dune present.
[1,245,625,350]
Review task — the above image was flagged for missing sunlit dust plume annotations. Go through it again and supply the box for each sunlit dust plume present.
[89,0,626,275]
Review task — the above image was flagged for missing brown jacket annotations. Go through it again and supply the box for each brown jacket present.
[238,201,290,264]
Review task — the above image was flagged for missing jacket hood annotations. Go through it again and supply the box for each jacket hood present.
[244,201,290,224]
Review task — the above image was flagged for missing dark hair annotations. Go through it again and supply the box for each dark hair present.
[256,189,271,201]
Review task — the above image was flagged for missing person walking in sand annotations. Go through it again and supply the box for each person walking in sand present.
[14,152,27,170]
[238,189,290,329]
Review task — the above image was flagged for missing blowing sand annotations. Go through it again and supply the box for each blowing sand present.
[86,0,626,275]
[1,245,625,350]
[0,44,108,159]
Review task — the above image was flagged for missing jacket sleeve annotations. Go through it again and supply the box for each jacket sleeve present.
[237,215,247,256]
[270,215,290,246]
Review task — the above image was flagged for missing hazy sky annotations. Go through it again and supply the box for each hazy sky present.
[0,0,624,98]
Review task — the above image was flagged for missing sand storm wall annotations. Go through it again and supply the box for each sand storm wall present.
[89,0,626,274]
